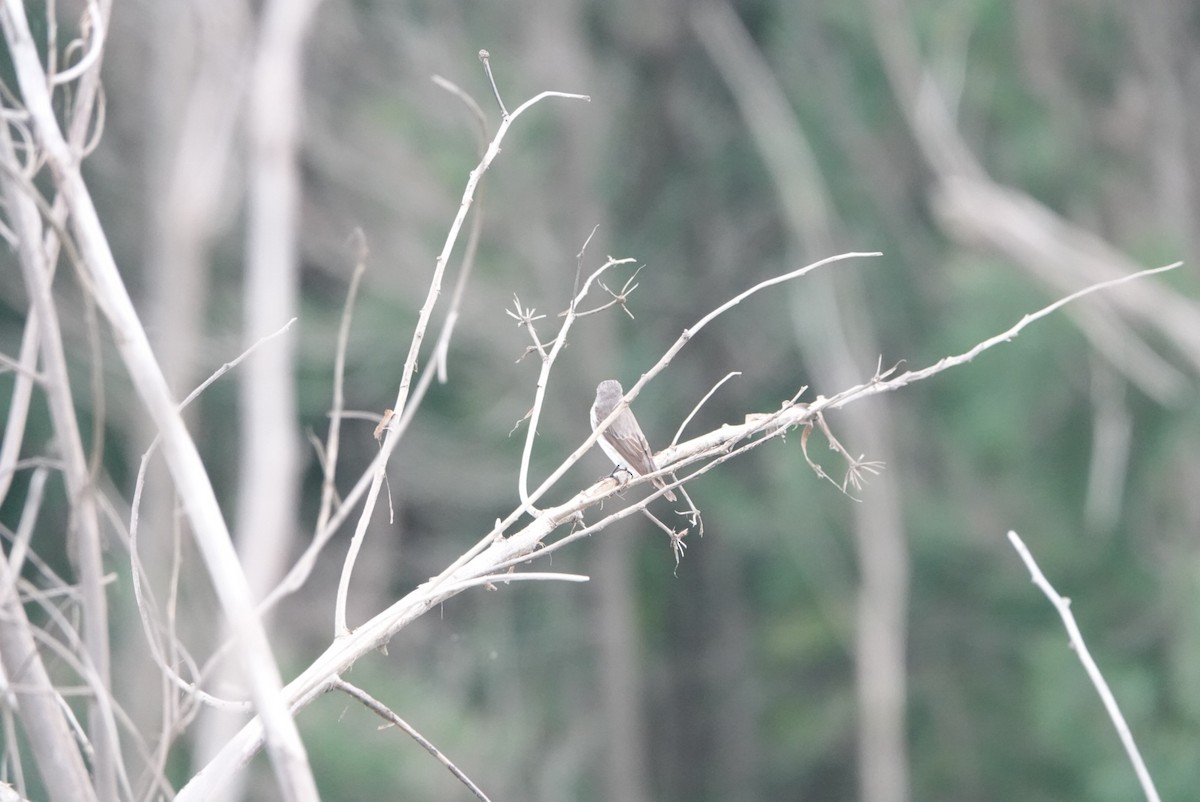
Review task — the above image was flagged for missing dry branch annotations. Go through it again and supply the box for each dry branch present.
[177,254,1178,794]
[1007,531,1162,802]
[1,1,317,798]
[332,65,590,636]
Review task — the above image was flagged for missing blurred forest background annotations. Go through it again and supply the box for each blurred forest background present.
[2,0,1200,800]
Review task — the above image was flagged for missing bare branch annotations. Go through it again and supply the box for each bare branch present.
[437,572,590,595]
[316,235,368,538]
[176,257,1173,788]
[518,252,879,520]
[515,257,635,515]
[822,262,1183,409]
[333,77,590,637]
[128,319,298,711]
[334,678,493,802]
[1006,531,1162,802]
[671,371,741,447]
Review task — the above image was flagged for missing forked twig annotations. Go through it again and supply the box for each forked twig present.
[641,508,687,569]
[798,408,885,499]
[334,63,589,636]
[514,256,635,515]
[573,264,644,319]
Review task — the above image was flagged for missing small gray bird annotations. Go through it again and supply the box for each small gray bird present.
[590,380,676,501]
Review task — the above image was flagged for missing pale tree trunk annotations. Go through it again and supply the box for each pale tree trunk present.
[701,533,763,800]
[694,6,911,801]
[191,2,321,797]
[595,533,652,802]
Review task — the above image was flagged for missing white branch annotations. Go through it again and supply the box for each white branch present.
[0,2,317,798]
[1006,531,1161,802]
[176,257,1174,791]
[333,77,589,637]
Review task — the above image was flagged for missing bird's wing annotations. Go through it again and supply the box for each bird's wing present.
[607,427,657,476]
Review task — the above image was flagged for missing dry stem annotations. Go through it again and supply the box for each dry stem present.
[1007,531,1162,802]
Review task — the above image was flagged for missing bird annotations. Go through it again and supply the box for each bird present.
[590,379,676,501]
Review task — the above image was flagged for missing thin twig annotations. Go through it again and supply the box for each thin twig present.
[128,320,298,708]
[640,507,687,569]
[569,225,600,300]
[515,256,635,515]
[48,0,104,86]
[1006,531,1161,802]
[429,73,488,383]
[823,262,1183,409]
[431,74,488,145]
[798,407,885,500]
[0,295,42,514]
[316,234,368,537]
[436,572,589,595]
[0,350,43,380]
[477,49,507,119]
[671,371,741,447]
[6,466,47,579]
[334,80,589,636]
[431,155,485,384]
[333,678,493,802]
